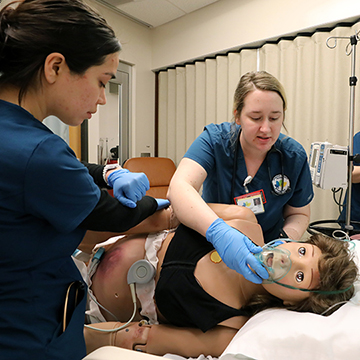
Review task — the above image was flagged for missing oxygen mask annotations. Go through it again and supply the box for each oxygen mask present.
[255,240,292,283]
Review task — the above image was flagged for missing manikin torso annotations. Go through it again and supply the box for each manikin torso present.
[90,219,266,330]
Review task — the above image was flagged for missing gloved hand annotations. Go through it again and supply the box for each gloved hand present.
[108,168,150,208]
[155,198,171,210]
[206,218,269,284]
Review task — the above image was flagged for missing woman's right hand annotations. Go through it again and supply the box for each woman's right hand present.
[206,218,269,284]
[107,169,150,208]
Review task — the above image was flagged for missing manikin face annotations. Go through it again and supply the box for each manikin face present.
[262,242,321,304]
[47,52,119,126]
[236,89,284,155]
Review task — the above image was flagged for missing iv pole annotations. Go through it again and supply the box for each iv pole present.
[326,32,359,233]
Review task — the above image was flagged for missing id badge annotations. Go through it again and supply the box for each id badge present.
[234,190,266,215]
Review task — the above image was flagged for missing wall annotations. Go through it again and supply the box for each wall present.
[151,0,360,71]
[82,0,360,163]
[86,0,155,162]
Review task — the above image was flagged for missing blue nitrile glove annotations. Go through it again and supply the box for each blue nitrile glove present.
[206,218,269,284]
[108,168,150,208]
[155,199,171,211]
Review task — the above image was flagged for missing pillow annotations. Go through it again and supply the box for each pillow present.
[221,240,360,360]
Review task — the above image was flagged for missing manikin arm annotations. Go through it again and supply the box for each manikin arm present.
[282,203,310,240]
[78,206,176,254]
[84,321,242,358]
[79,202,261,253]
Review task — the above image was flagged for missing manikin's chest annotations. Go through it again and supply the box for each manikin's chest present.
[194,253,244,310]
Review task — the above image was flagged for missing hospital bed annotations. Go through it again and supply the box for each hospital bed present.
[83,240,360,360]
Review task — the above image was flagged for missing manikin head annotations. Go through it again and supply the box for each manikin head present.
[251,234,358,315]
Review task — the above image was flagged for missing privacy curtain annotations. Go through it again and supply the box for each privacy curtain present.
[157,20,360,224]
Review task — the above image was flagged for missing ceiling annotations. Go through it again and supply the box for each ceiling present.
[95,0,220,28]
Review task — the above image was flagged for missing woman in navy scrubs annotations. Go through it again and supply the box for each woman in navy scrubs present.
[0,1,158,358]
[167,71,313,284]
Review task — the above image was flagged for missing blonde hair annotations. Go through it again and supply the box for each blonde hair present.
[233,71,287,120]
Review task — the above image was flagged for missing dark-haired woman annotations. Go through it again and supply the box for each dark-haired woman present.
[0,1,158,358]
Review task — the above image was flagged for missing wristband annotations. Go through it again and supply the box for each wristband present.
[102,163,120,186]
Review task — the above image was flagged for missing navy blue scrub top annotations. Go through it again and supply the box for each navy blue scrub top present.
[184,122,313,242]
[0,100,100,359]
